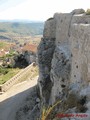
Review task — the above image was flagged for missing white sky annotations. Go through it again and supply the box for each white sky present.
[0,0,90,21]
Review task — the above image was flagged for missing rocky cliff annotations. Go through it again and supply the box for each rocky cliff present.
[38,9,90,119]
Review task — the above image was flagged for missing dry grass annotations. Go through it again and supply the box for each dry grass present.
[41,100,62,120]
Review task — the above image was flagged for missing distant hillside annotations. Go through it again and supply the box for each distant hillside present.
[0,22,44,36]
[0,22,44,43]
[0,41,11,49]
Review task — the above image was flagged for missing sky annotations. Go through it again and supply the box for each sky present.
[0,0,90,21]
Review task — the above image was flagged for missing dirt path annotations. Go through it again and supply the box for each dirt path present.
[0,76,38,120]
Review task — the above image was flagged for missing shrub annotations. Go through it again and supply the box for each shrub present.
[47,17,54,21]
[0,67,8,75]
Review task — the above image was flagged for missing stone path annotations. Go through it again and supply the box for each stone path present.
[0,76,38,120]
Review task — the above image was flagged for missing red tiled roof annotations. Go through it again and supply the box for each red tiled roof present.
[22,44,37,53]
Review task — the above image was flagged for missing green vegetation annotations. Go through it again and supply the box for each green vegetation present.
[0,41,10,49]
[0,22,44,36]
[0,21,41,85]
[0,22,44,44]
[47,17,54,21]
[0,67,20,84]
[0,65,39,85]
[5,52,17,58]
[86,9,90,15]
[0,22,44,35]
[0,66,8,75]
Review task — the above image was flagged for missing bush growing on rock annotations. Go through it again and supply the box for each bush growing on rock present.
[47,17,54,21]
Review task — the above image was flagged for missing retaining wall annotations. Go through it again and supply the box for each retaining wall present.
[0,63,35,92]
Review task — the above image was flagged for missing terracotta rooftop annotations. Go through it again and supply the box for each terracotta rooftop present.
[22,44,37,53]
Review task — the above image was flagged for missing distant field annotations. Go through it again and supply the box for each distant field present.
[0,41,8,48]
[0,22,44,43]
[0,22,44,35]
[0,68,21,84]
[11,35,42,44]
[0,41,13,49]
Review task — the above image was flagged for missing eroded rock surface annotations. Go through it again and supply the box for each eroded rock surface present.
[38,9,90,119]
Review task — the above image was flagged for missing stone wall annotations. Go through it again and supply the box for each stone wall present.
[38,9,90,119]
[0,63,34,92]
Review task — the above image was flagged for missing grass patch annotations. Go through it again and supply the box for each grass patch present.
[0,65,39,85]
[0,68,20,84]
[0,41,9,49]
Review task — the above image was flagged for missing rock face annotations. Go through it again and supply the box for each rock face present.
[38,9,90,119]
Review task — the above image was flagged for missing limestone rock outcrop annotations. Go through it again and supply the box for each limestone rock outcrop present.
[38,9,90,119]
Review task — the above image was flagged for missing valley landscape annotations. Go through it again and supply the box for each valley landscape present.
[0,21,44,43]
[0,6,90,120]
[0,21,44,86]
